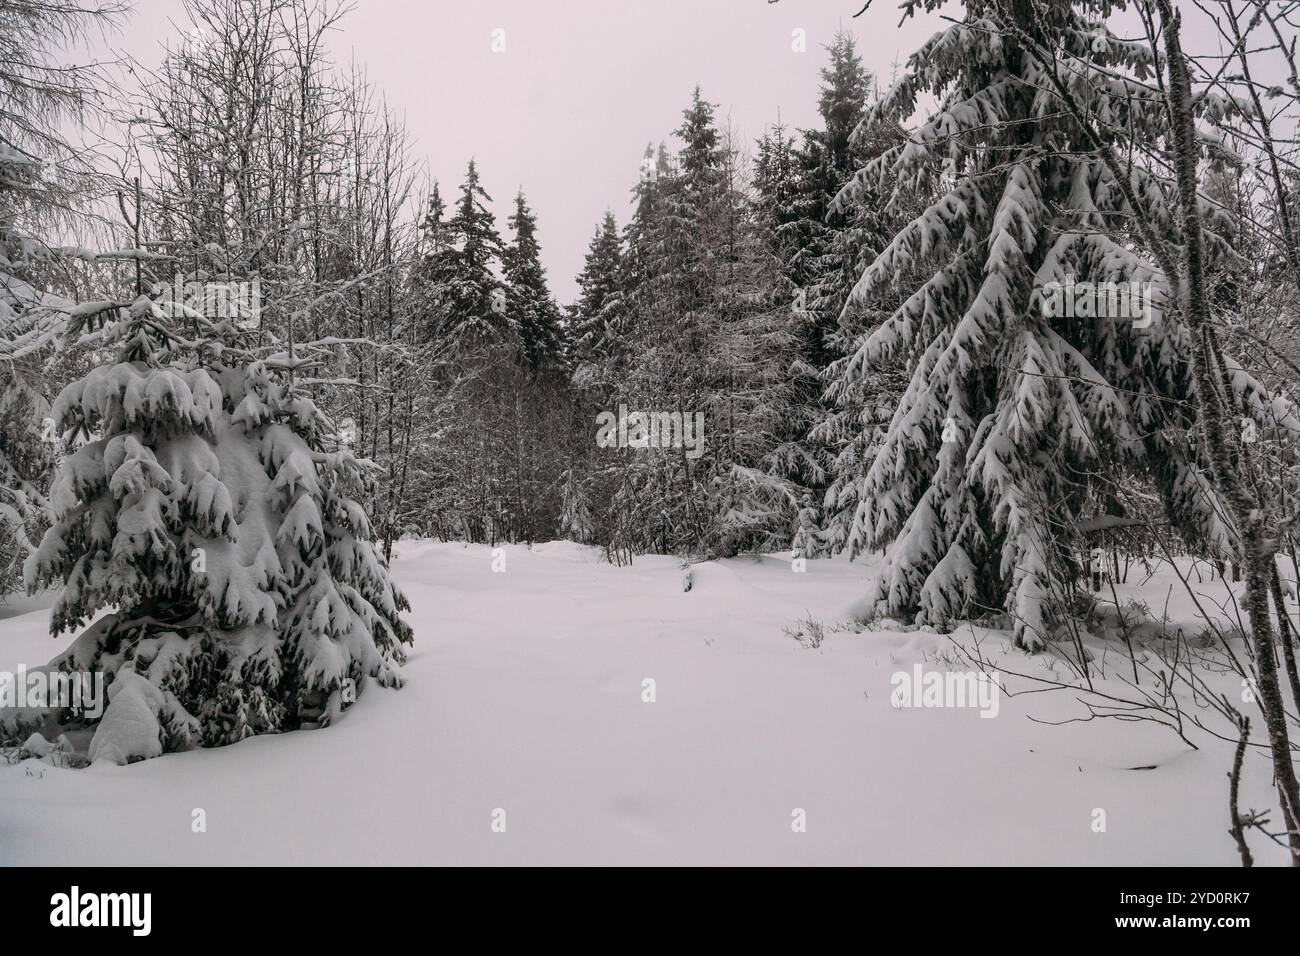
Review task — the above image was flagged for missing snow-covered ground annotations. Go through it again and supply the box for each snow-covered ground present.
[0,540,1294,865]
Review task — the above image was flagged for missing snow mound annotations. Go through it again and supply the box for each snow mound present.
[528,540,606,563]
[87,665,165,766]
[22,732,53,757]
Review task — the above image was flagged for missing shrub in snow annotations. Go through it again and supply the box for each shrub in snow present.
[20,295,413,752]
[790,495,828,561]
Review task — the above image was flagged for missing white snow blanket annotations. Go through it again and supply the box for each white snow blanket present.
[0,540,1295,864]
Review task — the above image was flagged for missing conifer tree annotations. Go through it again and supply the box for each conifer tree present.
[439,160,511,350]
[571,211,624,365]
[503,190,565,369]
[15,297,413,753]
[413,181,453,340]
[755,123,825,497]
[619,143,671,314]
[610,91,725,555]
[598,91,799,556]
[827,0,1271,647]
[754,125,802,253]
[791,31,875,354]
[756,34,898,551]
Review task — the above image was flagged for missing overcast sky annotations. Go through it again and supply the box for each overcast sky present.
[96,0,952,302]
[98,0,1229,304]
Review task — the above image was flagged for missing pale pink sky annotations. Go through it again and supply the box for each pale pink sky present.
[98,0,1228,303]
[100,0,950,302]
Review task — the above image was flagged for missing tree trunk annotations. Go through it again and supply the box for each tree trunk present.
[1155,0,1300,864]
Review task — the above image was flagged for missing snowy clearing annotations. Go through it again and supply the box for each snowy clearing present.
[0,540,1294,865]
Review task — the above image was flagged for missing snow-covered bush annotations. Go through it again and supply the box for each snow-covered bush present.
[16,296,413,751]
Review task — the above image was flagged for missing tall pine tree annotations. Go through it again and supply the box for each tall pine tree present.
[438,160,511,350]
[571,210,624,366]
[827,0,1267,647]
[503,190,565,369]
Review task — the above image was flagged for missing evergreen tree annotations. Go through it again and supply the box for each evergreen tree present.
[439,160,511,350]
[597,91,799,556]
[791,31,875,344]
[654,86,723,311]
[790,492,825,561]
[755,34,900,552]
[14,299,413,752]
[754,124,802,252]
[707,152,802,555]
[620,143,671,314]
[413,181,453,339]
[610,91,725,555]
[827,0,1260,648]
[812,133,915,557]
[0,206,60,593]
[503,190,565,369]
[755,122,825,496]
[571,210,624,365]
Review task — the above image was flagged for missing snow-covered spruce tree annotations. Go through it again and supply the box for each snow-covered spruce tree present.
[619,143,671,304]
[563,211,626,548]
[813,149,918,556]
[601,104,719,557]
[413,181,453,340]
[706,129,804,556]
[18,298,413,753]
[829,0,1251,647]
[791,30,876,350]
[587,143,669,395]
[789,493,826,561]
[436,160,513,351]
[754,123,823,494]
[754,34,906,554]
[504,190,566,370]
[0,127,55,595]
[754,125,802,255]
[570,210,624,368]
[605,90,800,557]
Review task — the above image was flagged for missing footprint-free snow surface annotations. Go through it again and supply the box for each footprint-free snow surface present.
[0,541,1293,865]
